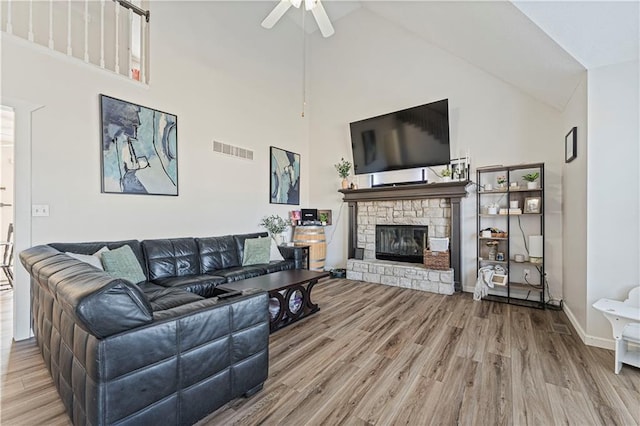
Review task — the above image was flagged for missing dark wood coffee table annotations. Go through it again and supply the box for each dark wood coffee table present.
[219,269,330,332]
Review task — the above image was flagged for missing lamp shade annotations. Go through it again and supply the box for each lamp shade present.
[529,235,543,258]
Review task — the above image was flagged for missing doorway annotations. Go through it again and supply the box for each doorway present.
[0,106,14,290]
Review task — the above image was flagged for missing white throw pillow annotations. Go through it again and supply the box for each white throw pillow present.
[66,246,109,270]
[270,238,285,262]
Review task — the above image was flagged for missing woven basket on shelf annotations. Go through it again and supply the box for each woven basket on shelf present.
[423,249,450,270]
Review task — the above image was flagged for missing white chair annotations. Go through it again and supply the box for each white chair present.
[593,287,640,374]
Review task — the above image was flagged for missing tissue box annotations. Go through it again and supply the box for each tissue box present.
[429,237,449,252]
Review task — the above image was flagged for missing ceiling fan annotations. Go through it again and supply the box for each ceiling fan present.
[262,0,335,38]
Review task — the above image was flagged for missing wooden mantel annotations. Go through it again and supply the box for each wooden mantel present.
[339,180,472,291]
[338,180,471,202]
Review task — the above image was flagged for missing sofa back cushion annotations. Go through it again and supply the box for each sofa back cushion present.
[197,236,240,273]
[142,238,200,280]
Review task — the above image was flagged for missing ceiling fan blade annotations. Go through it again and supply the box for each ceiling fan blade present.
[311,0,334,38]
[261,0,293,29]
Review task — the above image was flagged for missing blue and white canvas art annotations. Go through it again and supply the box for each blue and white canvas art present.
[100,95,178,195]
[270,146,300,205]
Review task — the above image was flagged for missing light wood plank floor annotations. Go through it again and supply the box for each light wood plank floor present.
[2,279,639,425]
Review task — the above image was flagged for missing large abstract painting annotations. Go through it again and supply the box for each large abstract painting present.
[270,146,300,205]
[100,95,178,195]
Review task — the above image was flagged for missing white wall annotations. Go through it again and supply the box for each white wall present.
[586,59,639,343]
[561,74,588,331]
[1,1,308,339]
[307,8,564,297]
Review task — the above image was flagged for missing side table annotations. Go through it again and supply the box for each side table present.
[281,244,310,270]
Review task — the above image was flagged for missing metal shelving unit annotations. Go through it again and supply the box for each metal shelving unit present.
[476,163,545,308]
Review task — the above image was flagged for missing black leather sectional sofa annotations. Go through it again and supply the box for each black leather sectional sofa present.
[19,232,305,426]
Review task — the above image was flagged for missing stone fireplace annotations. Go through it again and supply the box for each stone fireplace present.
[376,224,428,263]
[339,181,469,294]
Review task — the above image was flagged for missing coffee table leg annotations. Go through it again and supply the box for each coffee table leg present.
[268,291,286,332]
[305,279,319,313]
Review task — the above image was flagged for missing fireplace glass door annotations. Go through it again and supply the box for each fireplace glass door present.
[375,225,428,263]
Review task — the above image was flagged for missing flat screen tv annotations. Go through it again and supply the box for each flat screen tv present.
[349,99,450,175]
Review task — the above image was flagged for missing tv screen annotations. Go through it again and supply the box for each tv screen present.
[349,99,450,175]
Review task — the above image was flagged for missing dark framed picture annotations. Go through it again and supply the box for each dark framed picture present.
[100,95,178,195]
[270,146,300,205]
[565,126,577,163]
[524,196,542,214]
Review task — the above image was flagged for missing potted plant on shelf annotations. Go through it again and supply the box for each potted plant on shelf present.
[319,212,329,226]
[497,175,506,189]
[523,172,540,189]
[441,167,452,182]
[335,158,352,189]
[259,214,289,244]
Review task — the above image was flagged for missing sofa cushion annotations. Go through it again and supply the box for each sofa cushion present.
[152,274,227,298]
[66,246,109,270]
[50,240,148,279]
[139,282,205,311]
[270,239,285,262]
[233,232,269,264]
[197,236,241,273]
[102,245,147,284]
[142,238,200,280]
[210,265,268,282]
[242,237,271,266]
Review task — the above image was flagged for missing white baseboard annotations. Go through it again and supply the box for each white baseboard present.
[563,304,614,350]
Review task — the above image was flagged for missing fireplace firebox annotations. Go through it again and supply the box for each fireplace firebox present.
[375,225,428,264]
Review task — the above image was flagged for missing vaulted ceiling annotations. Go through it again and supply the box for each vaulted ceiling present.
[269,0,638,111]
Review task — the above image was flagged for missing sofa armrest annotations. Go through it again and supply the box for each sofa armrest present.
[277,245,306,269]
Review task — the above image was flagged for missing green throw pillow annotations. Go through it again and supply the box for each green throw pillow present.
[243,237,271,266]
[101,245,146,284]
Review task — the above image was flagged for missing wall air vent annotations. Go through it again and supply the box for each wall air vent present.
[213,141,254,161]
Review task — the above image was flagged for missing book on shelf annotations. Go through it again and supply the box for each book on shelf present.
[499,208,522,215]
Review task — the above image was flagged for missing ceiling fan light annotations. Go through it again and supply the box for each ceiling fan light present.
[304,0,316,11]
[290,0,302,8]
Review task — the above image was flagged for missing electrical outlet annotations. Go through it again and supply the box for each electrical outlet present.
[32,204,50,217]
[523,269,530,280]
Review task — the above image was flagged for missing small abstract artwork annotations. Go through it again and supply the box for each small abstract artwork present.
[270,146,300,205]
[100,95,178,195]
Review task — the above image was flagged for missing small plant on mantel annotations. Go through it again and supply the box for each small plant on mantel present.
[335,158,352,179]
[335,158,352,189]
[440,167,452,177]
